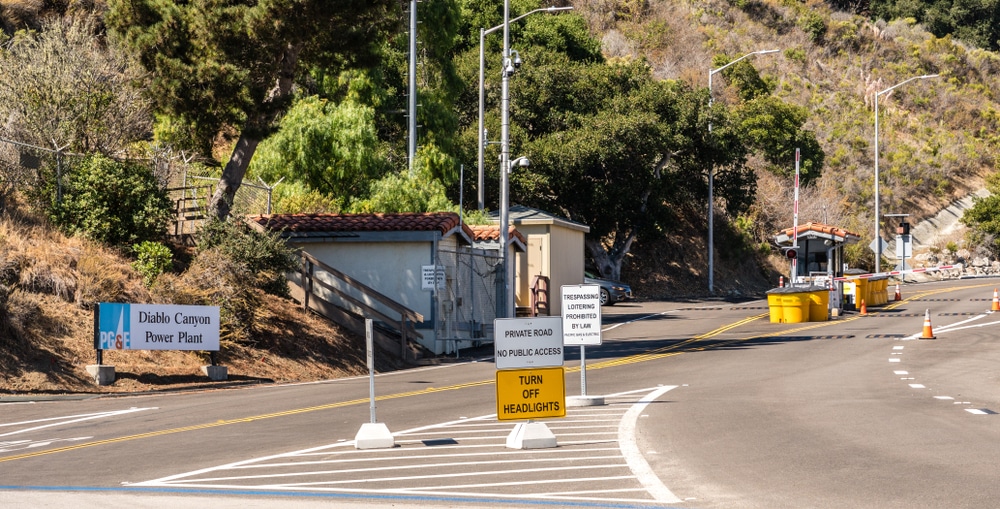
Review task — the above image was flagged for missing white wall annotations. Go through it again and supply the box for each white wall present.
[292,237,462,354]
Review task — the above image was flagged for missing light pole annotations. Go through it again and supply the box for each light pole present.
[478,6,572,211]
[874,74,938,274]
[499,156,530,318]
[707,49,778,294]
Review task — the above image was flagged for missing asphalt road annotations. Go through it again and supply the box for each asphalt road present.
[2,277,999,508]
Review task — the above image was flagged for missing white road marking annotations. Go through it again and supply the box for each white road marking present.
[909,384,926,389]
[618,385,682,503]
[132,386,683,505]
[889,358,901,363]
[602,310,680,332]
[0,407,155,438]
[0,436,92,453]
[904,314,1000,339]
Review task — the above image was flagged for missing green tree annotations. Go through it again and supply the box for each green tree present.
[0,14,151,154]
[107,0,400,220]
[249,95,387,208]
[49,154,172,247]
[961,172,1000,255]
[733,96,825,185]
[508,57,745,281]
[349,160,454,214]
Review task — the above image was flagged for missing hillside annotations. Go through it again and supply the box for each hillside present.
[579,0,998,262]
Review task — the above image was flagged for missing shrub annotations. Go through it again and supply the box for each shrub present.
[196,217,298,298]
[48,154,172,248]
[151,250,260,346]
[132,241,174,288]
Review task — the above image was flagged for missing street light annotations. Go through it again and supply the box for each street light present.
[706,49,778,294]
[478,6,572,211]
[874,74,938,274]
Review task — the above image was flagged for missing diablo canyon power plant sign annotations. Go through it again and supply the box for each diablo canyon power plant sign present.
[95,303,220,351]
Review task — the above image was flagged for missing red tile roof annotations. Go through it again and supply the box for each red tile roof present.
[248,212,475,238]
[468,224,527,245]
[775,222,861,242]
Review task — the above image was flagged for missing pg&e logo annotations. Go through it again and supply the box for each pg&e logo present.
[98,303,131,350]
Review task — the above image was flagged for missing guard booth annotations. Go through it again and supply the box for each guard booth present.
[773,222,861,315]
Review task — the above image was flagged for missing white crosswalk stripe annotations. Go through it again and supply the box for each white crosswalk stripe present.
[133,387,680,505]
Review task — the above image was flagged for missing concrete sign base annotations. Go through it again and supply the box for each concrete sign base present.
[566,395,605,407]
[355,422,395,450]
[85,365,115,386]
[201,365,228,381]
[505,421,557,449]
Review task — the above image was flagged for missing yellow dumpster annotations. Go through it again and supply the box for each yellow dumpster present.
[808,290,830,322]
[781,293,810,323]
[853,277,870,309]
[766,290,784,323]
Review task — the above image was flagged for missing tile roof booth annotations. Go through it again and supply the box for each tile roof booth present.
[249,212,524,356]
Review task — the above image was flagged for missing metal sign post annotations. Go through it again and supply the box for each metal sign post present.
[561,285,604,407]
[367,319,376,424]
[354,318,394,449]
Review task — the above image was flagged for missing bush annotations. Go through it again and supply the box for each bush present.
[151,250,260,346]
[196,217,298,297]
[48,154,172,247]
[132,241,174,288]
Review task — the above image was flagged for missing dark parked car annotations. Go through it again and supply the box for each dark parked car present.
[584,272,633,306]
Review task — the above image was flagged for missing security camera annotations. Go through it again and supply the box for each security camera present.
[511,50,522,69]
[503,60,516,77]
[517,157,530,167]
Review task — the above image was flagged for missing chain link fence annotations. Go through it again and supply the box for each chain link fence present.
[435,245,500,351]
[0,136,76,210]
[1,135,273,236]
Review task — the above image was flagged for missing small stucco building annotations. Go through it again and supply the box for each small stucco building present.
[249,212,524,356]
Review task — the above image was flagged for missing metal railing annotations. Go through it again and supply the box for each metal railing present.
[296,251,423,361]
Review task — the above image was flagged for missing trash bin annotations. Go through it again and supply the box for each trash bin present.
[781,293,810,323]
[766,289,785,323]
[853,277,870,309]
[808,288,830,322]
[876,277,888,305]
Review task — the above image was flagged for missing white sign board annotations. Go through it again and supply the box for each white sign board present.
[895,234,912,259]
[96,303,220,351]
[493,316,564,370]
[561,284,602,346]
[421,265,446,290]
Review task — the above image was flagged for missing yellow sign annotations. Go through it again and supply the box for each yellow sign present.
[495,367,566,421]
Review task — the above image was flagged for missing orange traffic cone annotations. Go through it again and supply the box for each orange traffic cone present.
[859,299,868,316]
[991,289,999,312]
[894,284,901,301]
[919,309,936,340]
